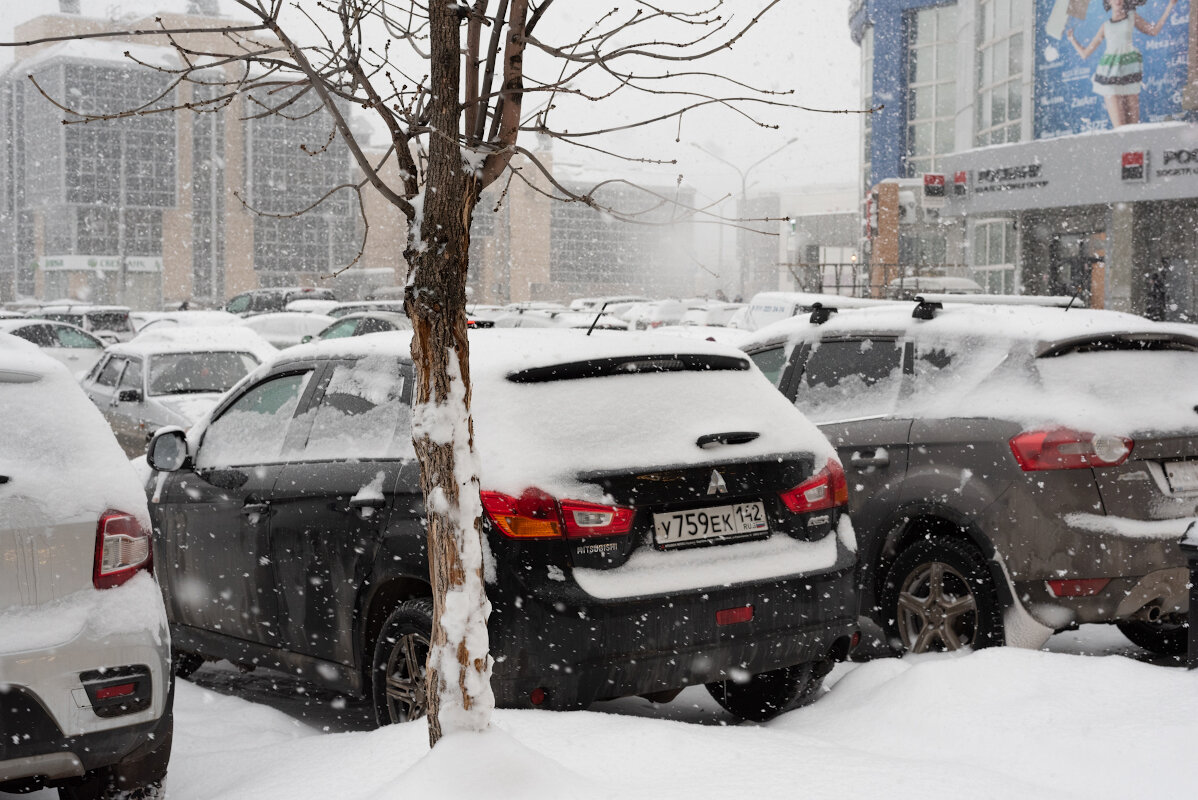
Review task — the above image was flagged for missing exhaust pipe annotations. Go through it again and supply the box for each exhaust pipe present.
[1132,602,1162,623]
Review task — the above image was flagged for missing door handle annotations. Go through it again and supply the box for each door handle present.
[849,447,890,468]
[241,502,271,517]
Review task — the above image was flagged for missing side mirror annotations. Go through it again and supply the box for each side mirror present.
[301,334,314,344]
[147,427,189,472]
[119,388,143,403]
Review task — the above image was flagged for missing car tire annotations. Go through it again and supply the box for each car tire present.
[371,598,434,727]
[1116,616,1187,657]
[706,660,829,722]
[882,535,1004,654]
[171,649,204,680]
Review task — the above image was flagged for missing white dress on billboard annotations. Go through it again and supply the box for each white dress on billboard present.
[1092,15,1143,96]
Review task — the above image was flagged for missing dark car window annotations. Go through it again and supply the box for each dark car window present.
[53,325,102,349]
[41,313,85,328]
[95,356,127,388]
[748,346,788,386]
[795,337,904,422]
[197,371,313,469]
[356,316,402,335]
[320,318,360,339]
[10,324,55,347]
[226,294,251,314]
[298,359,414,461]
[88,312,132,332]
[148,352,258,395]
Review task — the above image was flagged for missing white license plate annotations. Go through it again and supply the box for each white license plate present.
[1165,461,1198,493]
[653,502,768,547]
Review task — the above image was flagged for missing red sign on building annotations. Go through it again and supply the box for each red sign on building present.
[1121,150,1147,182]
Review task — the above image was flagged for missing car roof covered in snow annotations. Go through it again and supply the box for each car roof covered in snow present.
[740,301,1198,354]
[114,326,278,361]
[199,329,835,498]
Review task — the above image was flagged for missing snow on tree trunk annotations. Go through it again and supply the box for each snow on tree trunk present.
[403,1,493,748]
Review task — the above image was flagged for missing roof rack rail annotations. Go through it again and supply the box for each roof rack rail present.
[808,302,838,325]
[912,293,1077,308]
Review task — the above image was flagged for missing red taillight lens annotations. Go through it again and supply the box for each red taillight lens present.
[93,511,152,590]
[94,683,137,701]
[481,490,635,540]
[560,499,635,539]
[1009,429,1134,471]
[1046,578,1111,597]
[779,459,849,514]
[481,489,562,539]
[716,605,754,626]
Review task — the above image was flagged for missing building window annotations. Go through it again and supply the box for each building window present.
[971,218,1017,293]
[75,207,161,256]
[975,0,1025,147]
[906,5,957,178]
[861,26,874,195]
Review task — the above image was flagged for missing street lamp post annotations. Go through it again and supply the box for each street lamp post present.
[693,137,798,298]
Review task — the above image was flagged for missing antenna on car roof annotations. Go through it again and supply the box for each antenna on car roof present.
[586,301,611,336]
[911,295,943,320]
[1064,286,1082,312]
[808,302,838,325]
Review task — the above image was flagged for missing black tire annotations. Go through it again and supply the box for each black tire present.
[706,660,830,722]
[882,535,1004,654]
[371,598,433,727]
[1117,616,1188,657]
[171,649,204,680]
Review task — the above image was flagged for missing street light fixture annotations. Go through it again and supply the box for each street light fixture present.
[692,137,800,297]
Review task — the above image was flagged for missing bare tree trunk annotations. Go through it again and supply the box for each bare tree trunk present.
[404,1,492,748]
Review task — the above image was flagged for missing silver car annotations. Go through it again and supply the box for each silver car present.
[0,319,106,379]
[0,333,172,799]
[81,327,277,458]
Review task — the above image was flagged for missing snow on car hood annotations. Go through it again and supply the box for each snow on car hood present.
[155,392,225,427]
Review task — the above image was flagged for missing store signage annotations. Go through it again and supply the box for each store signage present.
[953,171,968,196]
[922,173,946,209]
[1158,148,1198,176]
[974,163,1048,193]
[1121,150,1147,182]
[38,255,163,273]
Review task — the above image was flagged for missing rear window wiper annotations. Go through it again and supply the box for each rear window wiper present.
[509,354,749,383]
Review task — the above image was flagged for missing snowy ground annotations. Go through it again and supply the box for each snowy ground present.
[10,626,1196,799]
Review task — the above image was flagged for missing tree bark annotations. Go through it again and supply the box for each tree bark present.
[404,0,492,748]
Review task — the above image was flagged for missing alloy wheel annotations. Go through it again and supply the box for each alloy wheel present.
[896,560,979,653]
[384,629,430,722]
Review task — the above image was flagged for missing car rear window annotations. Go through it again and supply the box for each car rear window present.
[88,312,132,332]
[148,352,258,395]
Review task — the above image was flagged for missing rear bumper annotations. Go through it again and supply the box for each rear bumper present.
[488,545,858,709]
[1015,566,1190,629]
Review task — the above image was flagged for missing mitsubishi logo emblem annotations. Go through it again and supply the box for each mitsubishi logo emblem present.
[707,469,728,495]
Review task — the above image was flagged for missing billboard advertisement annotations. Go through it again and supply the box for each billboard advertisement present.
[1035,0,1194,138]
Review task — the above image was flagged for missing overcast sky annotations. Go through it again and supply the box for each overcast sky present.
[0,1,863,202]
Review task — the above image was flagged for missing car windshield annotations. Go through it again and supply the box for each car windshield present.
[148,351,258,396]
[89,312,132,332]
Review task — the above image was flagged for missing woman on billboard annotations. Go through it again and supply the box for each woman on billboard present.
[1066,0,1180,126]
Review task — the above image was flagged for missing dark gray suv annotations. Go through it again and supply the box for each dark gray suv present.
[742,297,1198,656]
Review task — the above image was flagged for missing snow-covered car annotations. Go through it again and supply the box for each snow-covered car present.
[80,327,276,458]
[741,297,1198,657]
[132,310,241,333]
[0,318,106,378]
[34,304,136,344]
[143,330,859,724]
[326,300,408,318]
[224,287,337,316]
[238,311,335,348]
[0,334,172,799]
[493,308,628,330]
[304,311,413,342]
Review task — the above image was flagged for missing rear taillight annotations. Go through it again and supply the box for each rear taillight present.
[779,459,849,514]
[559,499,635,538]
[480,490,635,540]
[1009,429,1133,471]
[93,511,153,590]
